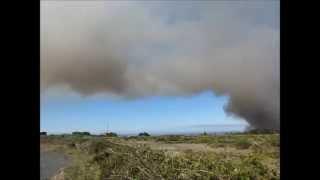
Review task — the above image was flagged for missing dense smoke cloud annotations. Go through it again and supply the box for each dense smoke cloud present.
[41,1,279,130]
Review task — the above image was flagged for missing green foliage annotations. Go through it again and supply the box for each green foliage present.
[155,135,193,143]
[235,139,252,149]
[43,133,279,180]
[138,132,150,137]
[72,131,91,136]
[246,129,279,134]
[105,132,118,137]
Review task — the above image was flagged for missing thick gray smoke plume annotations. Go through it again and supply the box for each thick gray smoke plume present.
[41,1,280,130]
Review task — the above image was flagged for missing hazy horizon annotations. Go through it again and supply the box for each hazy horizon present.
[43,123,248,135]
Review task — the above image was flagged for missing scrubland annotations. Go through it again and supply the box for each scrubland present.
[41,133,279,180]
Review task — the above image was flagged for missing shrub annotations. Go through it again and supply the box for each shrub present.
[58,133,279,180]
[247,129,279,134]
[72,131,91,136]
[138,132,150,136]
[235,139,252,149]
[105,132,118,137]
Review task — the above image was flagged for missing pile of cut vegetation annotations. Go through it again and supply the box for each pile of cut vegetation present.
[51,134,279,180]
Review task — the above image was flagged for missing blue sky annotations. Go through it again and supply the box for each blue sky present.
[41,1,278,134]
[41,90,248,134]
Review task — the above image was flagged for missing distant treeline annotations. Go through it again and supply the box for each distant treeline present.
[71,131,119,137]
[67,131,150,137]
[41,129,278,137]
[72,131,91,136]
[246,129,279,134]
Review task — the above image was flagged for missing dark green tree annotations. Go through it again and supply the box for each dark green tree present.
[105,132,118,137]
[138,132,150,136]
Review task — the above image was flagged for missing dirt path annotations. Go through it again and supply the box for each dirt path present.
[40,150,70,180]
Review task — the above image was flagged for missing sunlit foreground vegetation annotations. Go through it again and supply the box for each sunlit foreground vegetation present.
[41,132,279,180]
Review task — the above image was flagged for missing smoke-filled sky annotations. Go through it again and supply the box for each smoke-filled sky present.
[41,1,279,133]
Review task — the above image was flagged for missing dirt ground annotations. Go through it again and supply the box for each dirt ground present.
[40,149,70,180]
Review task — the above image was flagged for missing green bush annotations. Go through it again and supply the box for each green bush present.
[105,132,118,137]
[235,139,252,149]
[72,131,91,136]
[138,132,150,137]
